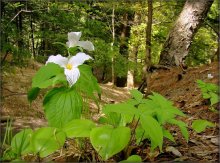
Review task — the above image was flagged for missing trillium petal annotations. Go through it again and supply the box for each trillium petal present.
[46,54,68,68]
[67,32,82,47]
[68,52,93,67]
[77,41,94,51]
[64,67,80,86]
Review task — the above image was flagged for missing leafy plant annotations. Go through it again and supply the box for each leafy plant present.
[192,119,215,133]
[101,89,188,152]
[197,80,219,107]
[90,126,131,160]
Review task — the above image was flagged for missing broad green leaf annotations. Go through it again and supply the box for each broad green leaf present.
[162,128,175,143]
[192,119,215,133]
[2,149,17,161]
[120,155,142,163]
[62,119,96,138]
[11,129,33,155]
[168,119,188,142]
[202,92,211,99]
[140,115,163,151]
[103,103,139,126]
[32,63,66,88]
[90,126,131,160]
[27,87,40,103]
[100,112,122,127]
[76,64,101,97]
[130,89,143,102]
[209,92,219,106]
[103,103,139,118]
[43,87,83,128]
[31,127,66,158]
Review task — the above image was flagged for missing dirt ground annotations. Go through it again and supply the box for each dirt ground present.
[1,61,219,162]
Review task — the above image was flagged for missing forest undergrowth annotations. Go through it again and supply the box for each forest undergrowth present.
[1,61,219,162]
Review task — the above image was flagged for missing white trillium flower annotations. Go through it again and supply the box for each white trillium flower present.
[46,52,93,86]
[66,32,94,51]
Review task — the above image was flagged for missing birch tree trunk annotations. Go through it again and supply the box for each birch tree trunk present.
[159,0,214,67]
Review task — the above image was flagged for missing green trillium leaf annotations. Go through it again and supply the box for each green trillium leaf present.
[31,127,66,158]
[32,63,66,88]
[43,87,83,128]
[76,64,101,97]
[90,126,131,160]
[27,87,40,103]
[62,119,96,138]
[11,129,33,155]
[120,155,142,163]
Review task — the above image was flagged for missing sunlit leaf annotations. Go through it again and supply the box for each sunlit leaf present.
[32,63,66,88]
[43,87,82,128]
[162,128,175,143]
[192,119,215,133]
[11,129,33,155]
[120,155,142,163]
[140,115,163,151]
[130,89,143,102]
[168,119,188,142]
[31,127,66,158]
[90,126,130,160]
[63,119,96,138]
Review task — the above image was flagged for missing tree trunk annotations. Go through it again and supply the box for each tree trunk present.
[30,15,35,59]
[127,11,140,89]
[138,0,153,93]
[111,5,115,85]
[159,0,214,67]
[145,0,153,67]
[116,12,132,87]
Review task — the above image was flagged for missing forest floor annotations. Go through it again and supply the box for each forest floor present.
[1,61,219,162]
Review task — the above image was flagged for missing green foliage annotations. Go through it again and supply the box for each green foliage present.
[32,63,67,89]
[76,64,101,98]
[30,127,66,158]
[11,129,33,156]
[43,87,83,128]
[63,119,96,138]
[27,87,40,103]
[101,90,188,152]
[140,115,163,151]
[90,126,131,160]
[120,155,142,163]
[192,119,215,133]
[197,80,219,106]
[185,27,218,66]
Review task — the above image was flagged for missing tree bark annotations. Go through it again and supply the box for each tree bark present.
[127,11,140,89]
[159,0,214,67]
[138,0,153,93]
[145,0,153,67]
[111,5,115,85]
[30,15,35,59]
[116,12,132,87]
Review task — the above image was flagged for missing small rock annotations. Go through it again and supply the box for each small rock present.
[166,146,182,157]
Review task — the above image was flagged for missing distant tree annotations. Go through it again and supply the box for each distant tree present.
[159,0,214,67]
